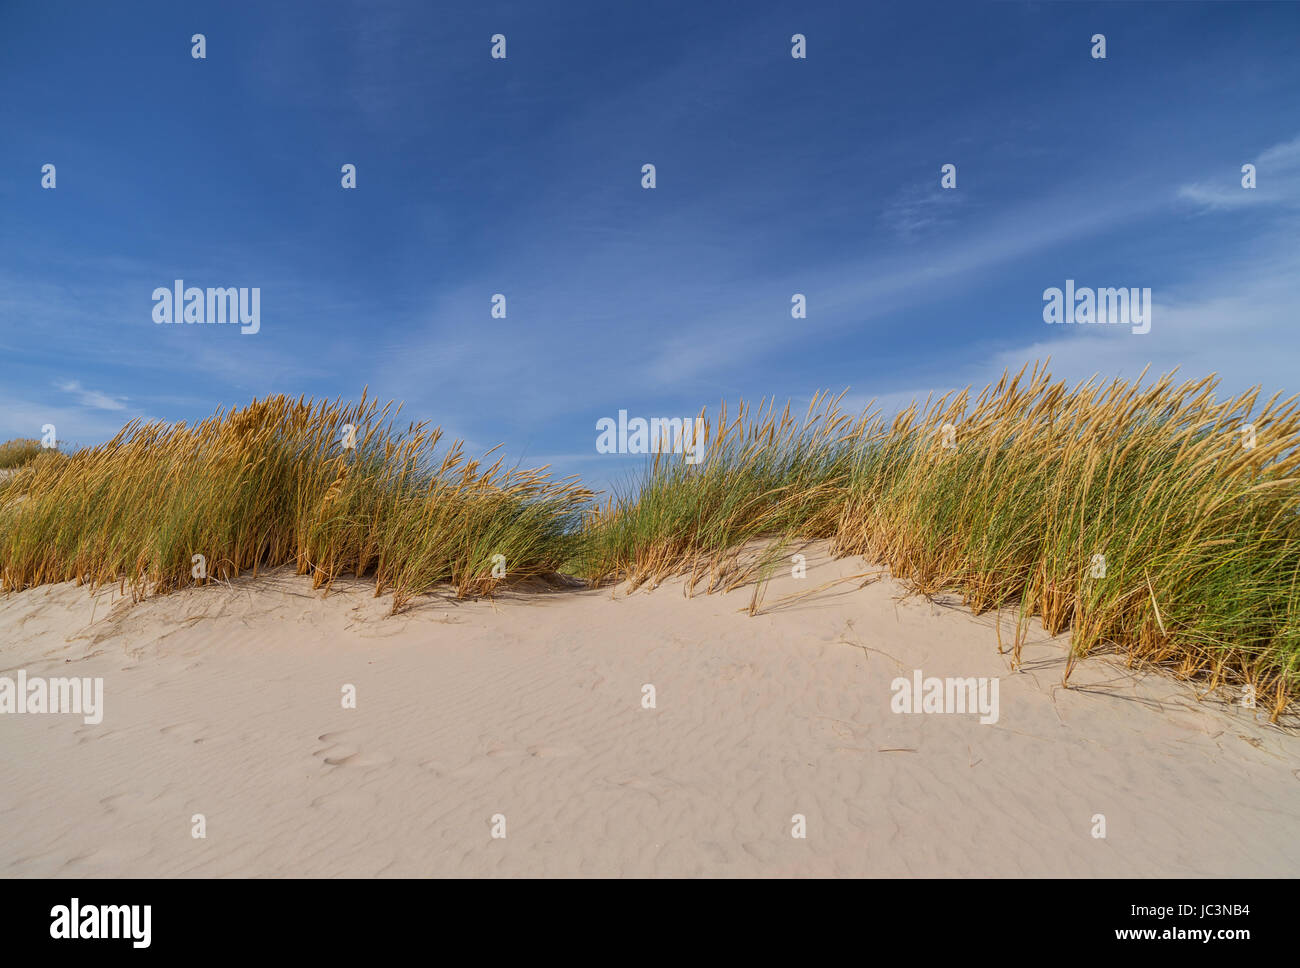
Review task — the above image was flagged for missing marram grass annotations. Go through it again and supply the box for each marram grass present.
[0,392,590,611]
[1,364,1298,717]
[0,438,43,470]
[577,363,1300,719]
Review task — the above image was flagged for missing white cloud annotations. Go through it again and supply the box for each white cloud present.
[0,392,143,448]
[1258,134,1300,168]
[860,238,1300,418]
[55,379,127,412]
[881,182,965,240]
[1178,132,1300,211]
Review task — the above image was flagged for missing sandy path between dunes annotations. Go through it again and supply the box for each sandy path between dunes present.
[1,542,1297,877]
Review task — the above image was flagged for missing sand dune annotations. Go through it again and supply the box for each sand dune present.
[1,542,1296,877]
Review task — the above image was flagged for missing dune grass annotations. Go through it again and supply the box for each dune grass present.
[2,364,1298,715]
[573,393,863,595]
[0,438,44,470]
[578,363,1300,718]
[0,392,590,610]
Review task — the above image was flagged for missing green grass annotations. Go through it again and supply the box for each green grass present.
[578,364,1300,717]
[0,392,590,610]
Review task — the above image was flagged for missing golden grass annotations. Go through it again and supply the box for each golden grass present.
[0,392,590,611]
[579,363,1300,719]
[0,438,43,470]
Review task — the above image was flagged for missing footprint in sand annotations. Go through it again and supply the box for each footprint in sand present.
[313,730,393,769]
[159,721,206,742]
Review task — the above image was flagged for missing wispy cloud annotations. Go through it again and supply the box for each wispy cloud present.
[0,392,141,447]
[638,173,1170,389]
[855,228,1300,419]
[881,182,964,241]
[55,379,127,411]
[1177,133,1300,211]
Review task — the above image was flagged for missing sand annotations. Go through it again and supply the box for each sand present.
[1,541,1297,877]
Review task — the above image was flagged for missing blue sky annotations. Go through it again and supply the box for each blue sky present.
[2,0,1298,495]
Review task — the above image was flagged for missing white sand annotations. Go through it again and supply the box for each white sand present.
[1,542,1297,877]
